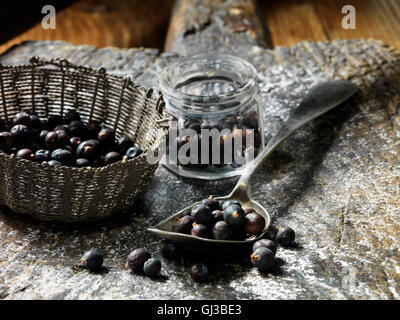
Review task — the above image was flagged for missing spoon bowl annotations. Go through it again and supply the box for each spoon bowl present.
[147,196,270,245]
[148,80,359,245]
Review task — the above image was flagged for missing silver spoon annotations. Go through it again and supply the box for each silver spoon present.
[148,80,359,245]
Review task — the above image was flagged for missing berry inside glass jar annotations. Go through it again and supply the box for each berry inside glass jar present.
[159,53,264,180]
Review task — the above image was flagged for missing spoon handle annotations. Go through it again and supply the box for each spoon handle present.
[235,80,359,194]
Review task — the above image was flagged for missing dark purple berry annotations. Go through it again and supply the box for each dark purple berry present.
[244,212,266,236]
[172,215,193,234]
[201,195,220,211]
[211,210,224,223]
[243,110,259,128]
[12,112,31,127]
[191,203,212,225]
[70,137,82,151]
[10,125,29,145]
[104,151,121,165]
[252,239,277,255]
[76,158,91,167]
[51,149,73,166]
[250,247,275,272]
[39,129,49,141]
[143,258,161,278]
[275,227,296,247]
[126,248,151,272]
[45,131,59,149]
[76,139,100,159]
[212,221,233,240]
[125,146,143,159]
[54,125,68,132]
[223,205,246,228]
[98,128,115,147]
[117,136,135,154]
[16,149,34,160]
[191,223,211,238]
[222,200,240,210]
[180,215,194,225]
[68,120,87,138]
[189,263,208,282]
[34,149,51,162]
[81,249,103,271]
[48,160,62,166]
[29,114,42,129]
[55,129,70,147]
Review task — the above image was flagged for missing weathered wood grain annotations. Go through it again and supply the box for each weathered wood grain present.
[0,38,399,299]
[259,0,400,50]
[312,0,400,50]
[0,0,175,55]
[164,0,272,54]
[260,0,329,47]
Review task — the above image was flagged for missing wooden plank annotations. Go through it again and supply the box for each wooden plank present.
[259,0,400,50]
[259,0,329,47]
[312,0,400,50]
[0,1,73,45]
[0,0,175,55]
[164,0,272,54]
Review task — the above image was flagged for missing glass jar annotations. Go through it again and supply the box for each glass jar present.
[159,53,264,180]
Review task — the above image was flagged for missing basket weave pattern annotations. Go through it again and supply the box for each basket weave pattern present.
[0,57,166,222]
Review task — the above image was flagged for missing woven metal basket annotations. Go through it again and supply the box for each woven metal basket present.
[0,57,166,222]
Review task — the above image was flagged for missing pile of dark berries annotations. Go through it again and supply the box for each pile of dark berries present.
[0,110,143,167]
[170,111,263,169]
[126,247,162,278]
[78,227,296,281]
[172,195,266,241]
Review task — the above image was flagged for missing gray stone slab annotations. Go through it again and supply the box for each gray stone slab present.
[0,38,399,299]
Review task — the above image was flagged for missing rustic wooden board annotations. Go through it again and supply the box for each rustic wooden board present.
[260,0,400,50]
[0,0,399,300]
[0,0,175,55]
[164,0,272,53]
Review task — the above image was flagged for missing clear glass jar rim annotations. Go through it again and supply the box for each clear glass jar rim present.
[158,53,257,106]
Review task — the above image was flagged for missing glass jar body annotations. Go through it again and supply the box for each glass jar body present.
[159,54,264,180]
